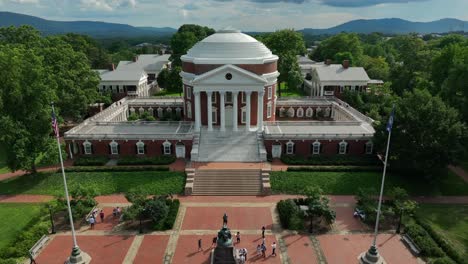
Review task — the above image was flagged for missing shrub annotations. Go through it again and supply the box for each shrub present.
[73,156,109,166]
[65,166,170,172]
[281,155,380,166]
[162,199,180,230]
[431,257,457,264]
[287,166,381,172]
[277,199,303,230]
[404,224,444,258]
[117,156,176,165]
[415,217,464,264]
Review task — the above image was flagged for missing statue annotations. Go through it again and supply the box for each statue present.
[223,213,228,226]
[212,214,236,264]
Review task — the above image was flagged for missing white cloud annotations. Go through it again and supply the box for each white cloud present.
[7,0,39,3]
[79,0,136,12]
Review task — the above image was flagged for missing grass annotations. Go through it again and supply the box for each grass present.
[0,203,42,250]
[154,90,183,97]
[278,82,306,97]
[270,170,468,196]
[0,171,186,196]
[0,145,10,174]
[415,204,468,259]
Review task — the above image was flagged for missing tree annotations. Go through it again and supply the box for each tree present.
[334,51,354,65]
[156,68,170,88]
[166,66,183,95]
[311,33,363,63]
[360,55,390,81]
[287,68,303,92]
[56,33,111,69]
[170,25,215,67]
[377,88,465,178]
[389,187,417,233]
[303,186,336,233]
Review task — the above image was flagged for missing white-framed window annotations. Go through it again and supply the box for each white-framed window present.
[175,107,181,116]
[286,141,295,155]
[157,107,163,118]
[136,141,145,155]
[163,141,172,155]
[212,92,217,104]
[241,108,246,124]
[306,107,313,117]
[102,85,106,92]
[226,92,232,103]
[118,85,123,93]
[110,141,119,155]
[268,86,273,99]
[109,85,113,93]
[186,86,191,99]
[340,86,344,93]
[267,102,272,118]
[365,141,373,154]
[83,141,92,155]
[148,108,154,116]
[139,107,145,115]
[287,107,295,118]
[212,108,217,124]
[297,107,304,118]
[312,141,321,155]
[129,107,135,114]
[186,102,192,118]
[339,141,348,155]
[279,107,285,117]
[324,107,331,117]
[166,107,172,114]
[241,92,246,103]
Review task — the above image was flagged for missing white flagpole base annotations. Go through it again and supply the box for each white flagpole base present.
[65,246,91,264]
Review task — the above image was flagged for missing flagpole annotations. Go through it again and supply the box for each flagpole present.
[51,103,89,264]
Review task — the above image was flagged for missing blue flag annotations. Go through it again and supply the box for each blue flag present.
[386,105,395,132]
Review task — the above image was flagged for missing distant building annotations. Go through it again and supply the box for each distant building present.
[95,54,170,100]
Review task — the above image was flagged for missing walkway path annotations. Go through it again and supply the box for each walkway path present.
[449,164,468,183]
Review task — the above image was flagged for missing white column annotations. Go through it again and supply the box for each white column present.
[246,91,251,131]
[232,91,238,131]
[194,91,201,131]
[207,91,213,131]
[220,91,226,132]
[257,89,264,131]
[320,84,324,97]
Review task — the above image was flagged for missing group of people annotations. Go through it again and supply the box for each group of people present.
[88,209,105,229]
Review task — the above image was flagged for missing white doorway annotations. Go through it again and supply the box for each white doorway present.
[225,106,233,128]
[176,143,185,158]
[272,144,282,158]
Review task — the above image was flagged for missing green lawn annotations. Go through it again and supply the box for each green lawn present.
[270,170,468,196]
[278,82,306,97]
[0,203,42,250]
[0,171,186,196]
[415,204,468,259]
[154,90,183,97]
[0,145,10,174]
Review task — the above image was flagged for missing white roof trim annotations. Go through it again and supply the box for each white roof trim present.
[191,64,267,85]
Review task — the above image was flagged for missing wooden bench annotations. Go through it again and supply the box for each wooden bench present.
[29,235,50,259]
[401,234,421,256]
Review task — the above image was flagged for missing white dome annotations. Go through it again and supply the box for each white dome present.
[182,29,278,64]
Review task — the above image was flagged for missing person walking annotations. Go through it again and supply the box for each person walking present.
[261,226,266,238]
[112,207,118,218]
[271,241,277,256]
[261,243,267,258]
[236,231,241,244]
[89,216,95,230]
[99,209,105,223]
[256,244,261,257]
[198,238,203,252]
[243,248,248,261]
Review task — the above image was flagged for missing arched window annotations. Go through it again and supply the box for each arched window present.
[338,141,348,155]
[157,107,163,118]
[296,107,304,118]
[287,107,295,118]
[166,107,172,114]
[286,141,295,155]
[365,141,373,154]
[148,107,154,116]
[175,107,181,117]
[279,107,285,117]
[136,141,145,155]
[109,141,119,155]
[162,140,172,155]
[324,107,331,117]
[312,141,321,155]
[139,107,145,115]
[306,107,313,118]
[129,107,135,115]
[83,141,92,155]
[186,102,192,119]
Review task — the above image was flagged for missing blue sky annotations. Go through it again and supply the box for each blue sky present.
[0,0,467,31]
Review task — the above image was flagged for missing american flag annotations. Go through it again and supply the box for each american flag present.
[51,111,60,138]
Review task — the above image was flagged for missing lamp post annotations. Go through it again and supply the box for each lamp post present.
[48,205,56,234]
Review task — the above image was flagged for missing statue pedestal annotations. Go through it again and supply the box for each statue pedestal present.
[65,247,91,264]
[358,246,386,264]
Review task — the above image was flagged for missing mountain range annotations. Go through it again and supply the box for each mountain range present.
[0,12,467,38]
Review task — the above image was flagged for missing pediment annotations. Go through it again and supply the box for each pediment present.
[192,64,267,86]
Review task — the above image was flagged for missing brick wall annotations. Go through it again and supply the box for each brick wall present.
[264,139,371,157]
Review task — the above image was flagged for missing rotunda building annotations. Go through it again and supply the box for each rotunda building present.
[181,29,279,132]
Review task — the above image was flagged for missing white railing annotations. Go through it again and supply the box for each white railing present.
[263,132,373,140]
[264,120,362,126]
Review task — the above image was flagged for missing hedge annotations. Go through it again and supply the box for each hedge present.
[277,199,304,230]
[162,199,180,230]
[415,217,464,264]
[117,156,176,165]
[65,166,170,173]
[287,166,382,172]
[404,223,444,258]
[281,155,381,166]
[73,156,109,166]
[431,257,457,264]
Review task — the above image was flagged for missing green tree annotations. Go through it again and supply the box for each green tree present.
[361,55,390,80]
[170,25,215,67]
[378,89,465,178]
[389,187,417,233]
[156,68,170,88]
[56,33,111,69]
[312,33,363,63]
[166,66,183,95]
[303,186,336,233]
[334,51,354,65]
[0,45,55,172]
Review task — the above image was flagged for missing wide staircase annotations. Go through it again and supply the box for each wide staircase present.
[191,169,262,195]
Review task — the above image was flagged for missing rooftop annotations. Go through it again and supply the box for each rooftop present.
[314,64,370,82]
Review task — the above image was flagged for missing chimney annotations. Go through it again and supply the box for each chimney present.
[342,60,350,69]
[325,59,332,65]
[133,55,138,62]
[109,63,115,71]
